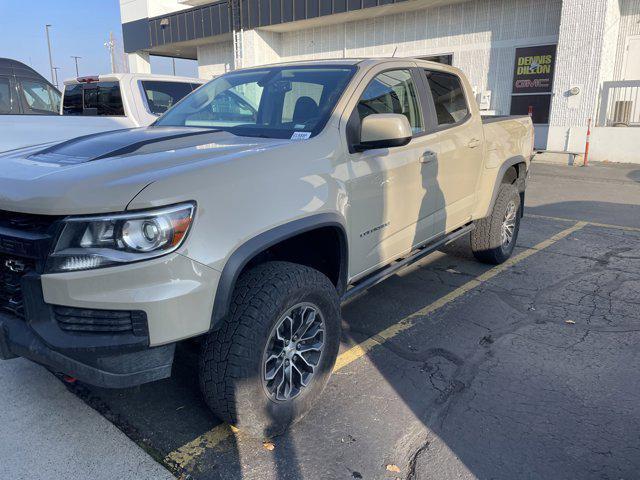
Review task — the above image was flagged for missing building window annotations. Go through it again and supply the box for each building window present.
[420,54,453,66]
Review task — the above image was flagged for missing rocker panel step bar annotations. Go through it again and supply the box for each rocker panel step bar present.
[342,223,475,302]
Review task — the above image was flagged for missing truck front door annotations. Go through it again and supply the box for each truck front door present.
[345,66,437,278]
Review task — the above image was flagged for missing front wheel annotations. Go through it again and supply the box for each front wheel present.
[199,261,341,438]
[471,183,521,264]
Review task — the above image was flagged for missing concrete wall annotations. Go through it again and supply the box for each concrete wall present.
[197,41,234,78]
[194,0,561,116]
[119,0,190,23]
[590,127,640,163]
[276,0,561,116]
[545,0,621,151]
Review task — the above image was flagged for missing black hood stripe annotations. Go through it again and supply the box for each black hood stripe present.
[91,129,221,160]
[29,127,221,164]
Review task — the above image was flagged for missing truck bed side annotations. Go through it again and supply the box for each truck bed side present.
[472,115,534,220]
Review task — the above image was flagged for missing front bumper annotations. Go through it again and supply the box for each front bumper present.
[1,253,219,388]
[0,310,175,388]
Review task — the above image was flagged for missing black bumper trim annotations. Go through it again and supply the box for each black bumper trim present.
[0,313,174,388]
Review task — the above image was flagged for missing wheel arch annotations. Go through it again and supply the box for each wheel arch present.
[210,213,348,329]
[474,155,528,220]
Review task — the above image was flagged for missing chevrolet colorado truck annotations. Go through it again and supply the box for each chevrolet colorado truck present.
[0,58,532,436]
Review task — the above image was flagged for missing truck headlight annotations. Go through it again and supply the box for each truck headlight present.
[46,203,195,273]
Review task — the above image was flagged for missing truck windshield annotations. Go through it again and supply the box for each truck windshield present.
[155,65,357,139]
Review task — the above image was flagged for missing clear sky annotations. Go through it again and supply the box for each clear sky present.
[0,0,198,88]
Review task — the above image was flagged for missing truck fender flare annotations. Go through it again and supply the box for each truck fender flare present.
[210,213,349,329]
[486,155,528,214]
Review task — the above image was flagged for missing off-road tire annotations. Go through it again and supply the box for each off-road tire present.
[471,183,521,264]
[199,261,341,438]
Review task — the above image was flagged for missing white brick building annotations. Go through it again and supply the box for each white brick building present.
[120,0,640,162]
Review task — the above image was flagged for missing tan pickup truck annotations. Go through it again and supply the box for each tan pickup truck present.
[0,58,532,436]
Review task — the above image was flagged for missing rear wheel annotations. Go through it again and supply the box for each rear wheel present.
[199,261,341,438]
[471,183,521,264]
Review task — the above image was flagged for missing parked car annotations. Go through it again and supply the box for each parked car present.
[0,66,204,152]
[0,58,61,115]
[0,58,533,437]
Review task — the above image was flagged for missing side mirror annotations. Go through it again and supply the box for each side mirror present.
[356,113,412,152]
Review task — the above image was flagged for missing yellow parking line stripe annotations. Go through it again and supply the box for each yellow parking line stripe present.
[333,221,587,372]
[164,220,586,471]
[164,424,238,471]
[526,214,640,233]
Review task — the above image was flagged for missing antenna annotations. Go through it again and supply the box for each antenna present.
[392,46,398,58]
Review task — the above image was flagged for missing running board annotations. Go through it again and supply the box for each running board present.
[341,223,475,302]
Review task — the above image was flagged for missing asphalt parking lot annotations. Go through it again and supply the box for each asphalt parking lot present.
[4,160,640,479]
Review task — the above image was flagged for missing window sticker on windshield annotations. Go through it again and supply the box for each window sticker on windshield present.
[291,132,312,140]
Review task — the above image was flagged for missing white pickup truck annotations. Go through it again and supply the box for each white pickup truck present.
[0,67,203,152]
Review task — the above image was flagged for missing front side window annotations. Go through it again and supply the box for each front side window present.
[141,81,197,115]
[425,70,469,126]
[357,69,424,134]
[20,79,60,114]
[0,77,13,114]
[156,66,357,139]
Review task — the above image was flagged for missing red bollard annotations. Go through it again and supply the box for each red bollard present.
[584,118,592,167]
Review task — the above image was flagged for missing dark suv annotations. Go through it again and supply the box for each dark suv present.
[0,58,61,115]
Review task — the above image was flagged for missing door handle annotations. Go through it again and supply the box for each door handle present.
[420,150,437,164]
[467,138,481,149]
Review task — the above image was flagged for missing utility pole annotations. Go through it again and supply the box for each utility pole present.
[45,24,55,84]
[52,67,60,89]
[71,56,81,76]
[104,32,116,73]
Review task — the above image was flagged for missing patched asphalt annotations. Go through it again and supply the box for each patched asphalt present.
[58,161,640,479]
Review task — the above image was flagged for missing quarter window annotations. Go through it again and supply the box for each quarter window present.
[357,70,424,134]
[425,70,469,126]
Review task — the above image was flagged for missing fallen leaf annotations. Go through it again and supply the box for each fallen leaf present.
[263,442,275,451]
[565,320,576,325]
[386,464,401,473]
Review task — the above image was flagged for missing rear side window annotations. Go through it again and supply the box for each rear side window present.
[141,81,197,115]
[424,70,469,126]
[0,77,13,114]
[20,78,60,115]
[357,69,424,134]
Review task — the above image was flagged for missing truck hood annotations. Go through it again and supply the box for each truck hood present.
[0,127,290,215]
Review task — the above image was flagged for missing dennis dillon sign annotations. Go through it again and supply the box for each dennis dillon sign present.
[512,45,557,94]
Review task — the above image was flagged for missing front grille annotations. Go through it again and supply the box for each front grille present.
[0,210,59,234]
[0,253,35,318]
[54,307,148,336]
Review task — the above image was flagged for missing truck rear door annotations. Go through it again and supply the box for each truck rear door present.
[418,68,484,233]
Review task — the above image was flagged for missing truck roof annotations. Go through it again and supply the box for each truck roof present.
[235,57,462,73]
[63,73,204,86]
